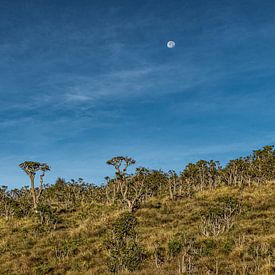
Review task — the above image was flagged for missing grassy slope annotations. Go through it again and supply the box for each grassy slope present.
[0,183,274,274]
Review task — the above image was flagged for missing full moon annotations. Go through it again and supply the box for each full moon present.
[167,40,175,48]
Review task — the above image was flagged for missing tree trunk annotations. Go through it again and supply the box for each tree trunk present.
[168,179,174,200]
[29,175,37,210]
[37,172,44,202]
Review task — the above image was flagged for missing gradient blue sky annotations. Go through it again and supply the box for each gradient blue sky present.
[1,0,275,188]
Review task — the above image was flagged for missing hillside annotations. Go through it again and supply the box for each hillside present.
[0,147,275,274]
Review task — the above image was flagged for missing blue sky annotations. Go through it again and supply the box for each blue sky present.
[1,0,275,188]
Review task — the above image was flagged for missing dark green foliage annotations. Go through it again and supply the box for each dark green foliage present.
[216,195,240,210]
[220,239,234,255]
[144,170,168,197]
[168,238,182,257]
[105,212,144,273]
[113,212,138,239]
[123,243,144,272]
[199,239,216,256]
[36,204,60,230]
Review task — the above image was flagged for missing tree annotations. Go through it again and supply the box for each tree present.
[105,176,118,205]
[167,170,178,200]
[142,170,167,200]
[251,145,275,185]
[106,156,136,180]
[106,156,136,210]
[0,186,17,220]
[106,156,150,211]
[180,160,221,192]
[19,161,50,210]
[124,167,149,211]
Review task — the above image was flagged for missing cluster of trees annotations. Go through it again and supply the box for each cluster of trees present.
[104,146,275,211]
[1,146,275,220]
[224,145,275,187]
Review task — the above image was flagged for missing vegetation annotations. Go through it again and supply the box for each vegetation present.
[0,146,274,274]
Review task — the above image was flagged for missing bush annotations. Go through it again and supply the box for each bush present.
[168,239,182,257]
[221,239,234,255]
[36,204,60,230]
[105,212,145,273]
[199,238,216,256]
[113,212,138,239]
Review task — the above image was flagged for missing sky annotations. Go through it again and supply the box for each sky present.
[1,0,275,188]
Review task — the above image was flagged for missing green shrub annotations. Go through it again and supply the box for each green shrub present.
[221,239,234,255]
[105,212,145,273]
[199,238,216,256]
[216,195,240,209]
[113,212,138,239]
[122,241,144,272]
[168,239,182,257]
[36,204,60,230]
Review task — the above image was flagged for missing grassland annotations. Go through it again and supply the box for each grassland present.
[0,182,274,274]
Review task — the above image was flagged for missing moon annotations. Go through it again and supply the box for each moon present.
[167,40,175,48]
